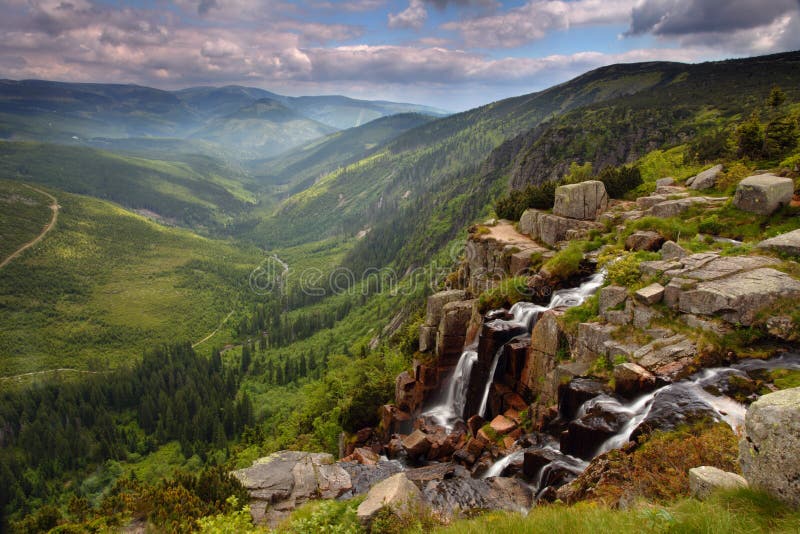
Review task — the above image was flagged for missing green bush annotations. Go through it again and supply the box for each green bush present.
[597,165,643,198]
[542,242,584,280]
[495,181,559,220]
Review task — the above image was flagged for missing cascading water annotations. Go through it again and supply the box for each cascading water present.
[427,349,478,427]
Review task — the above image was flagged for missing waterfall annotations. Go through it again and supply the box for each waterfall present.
[478,346,505,418]
[426,349,478,427]
[482,449,525,478]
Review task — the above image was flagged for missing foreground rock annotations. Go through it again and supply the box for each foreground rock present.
[689,466,748,500]
[757,228,800,257]
[232,451,352,526]
[357,473,422,525]
[687,164,723,190]
[739,387,800,507]
[733,174,794,215]
[422,476,533,520]
[553,180,608,220]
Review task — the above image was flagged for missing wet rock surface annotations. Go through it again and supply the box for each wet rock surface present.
[631,383,719,442]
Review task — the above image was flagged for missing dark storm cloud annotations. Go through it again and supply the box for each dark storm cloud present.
[629,0,800,36]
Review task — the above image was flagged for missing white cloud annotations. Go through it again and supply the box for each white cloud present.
[388,0,428,30]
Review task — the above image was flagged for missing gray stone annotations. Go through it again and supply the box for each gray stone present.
[689,466,748,500]
[437,299,474,359]
[733,174,794,215]
[655,186,687,195]
[576,322,616,364]
[233,451,352,526]
[688,164,723,190]
[425,290,467,327]
[599,285,628,314]
[636,194,667,210]
[647,196,724,218]
[553,180,609,220]
[656,177,675,187]
[757,228,800,257]
[635,283,665,305]
[522,310,566,406]
[739,387,800,507]
[634,334,696,378]
[519,208,543,238]
[632,302,662,328]
[678,268,800,325]
[537,213,602,247]
[660,240,688,260]
[357,473,422,524]
[626,231,665,252]
[422,476,533,521]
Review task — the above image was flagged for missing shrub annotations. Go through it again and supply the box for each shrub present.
[542,242,583,281]
[477,276,530,313]
[597,165,643,199]
[494,181,559,220]
[734,111,765,159]
[764,115,799,158]
[603,253,642,287]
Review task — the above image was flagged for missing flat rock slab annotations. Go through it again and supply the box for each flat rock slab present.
[733,174,794,215]
[635,283,665,304]
[679,267,800,325]
[553,180,608,221]
[757,228,800,257]
[689,466,748,500]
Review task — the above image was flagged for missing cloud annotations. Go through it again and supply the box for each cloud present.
[388,0,428,30]
[443,0,635,48]
[311,0,386,11]
[629,0,800,36]
[424,0,497,9]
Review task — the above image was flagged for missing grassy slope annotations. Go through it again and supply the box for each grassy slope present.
[0,141,255,230]
[0,183,262,376]
[0,179,52,260]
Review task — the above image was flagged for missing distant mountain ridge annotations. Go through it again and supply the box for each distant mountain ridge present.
[0,79,448,158]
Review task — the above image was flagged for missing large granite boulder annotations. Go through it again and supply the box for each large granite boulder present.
[689,466,748,500]
[553,180,608,220]
[739,387,800,507]
[626,231,665,252]
[537,213,602,247]
[687,164,723,190]
[519,208,542,237]
[733,174,794,215]
[357,472,422,525]
[436,299,475,361]
[757,229,800,257]
[232,451,352,526]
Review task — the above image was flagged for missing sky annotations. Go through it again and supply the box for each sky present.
[1,0,799,110]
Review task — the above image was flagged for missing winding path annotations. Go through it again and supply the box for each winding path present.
[0,368,102,382]
[0,184,59,269]
[192,310,235,348]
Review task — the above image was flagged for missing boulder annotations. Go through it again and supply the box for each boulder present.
[635,283,664,305]
[395,371,422,413]
[678,268,800,326]
[757,228,800,257]
[402,430,431,459]
[733,174,794,215]
[599,285,628,314]
[637,194,667,210]
[553,180,609,220]
[232,451,352,526]
[689,466,748,500]
[660,240,688,260]
[561,395,630,460]
[339,460,404,498]
[614,362,657,397]
[626,231,665,252]
[352,447,380,466]
[489,415,517,435]
[687,164,723,190]
[575,322,615,364]
[437,300,475,361]
[656,177,675,187]
[739,387,800,507]
[634,334,696,378]
[356,473,422,524]
[647,197,722,218]
[558,378,610,421]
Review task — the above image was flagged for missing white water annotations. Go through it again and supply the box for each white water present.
[427,349,478,427]
[478,346,506,418]
[482,449,526,478]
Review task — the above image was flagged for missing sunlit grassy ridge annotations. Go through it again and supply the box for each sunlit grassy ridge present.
[0,185,262,376]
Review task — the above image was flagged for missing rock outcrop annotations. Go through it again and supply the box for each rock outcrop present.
[356,473,422,525]
[733,174,794,215]
[739,387,800,507]
[232,452,352,526]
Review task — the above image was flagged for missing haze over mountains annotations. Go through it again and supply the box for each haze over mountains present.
[0,79,447,158]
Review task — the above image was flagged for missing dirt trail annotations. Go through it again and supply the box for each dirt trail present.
[0,368,102,382]
[0,184,59,269]
[192,310,235,348]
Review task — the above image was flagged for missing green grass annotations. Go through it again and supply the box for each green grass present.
[0,179,53,260]
[0,184,263,376]
[435,489,800,534]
